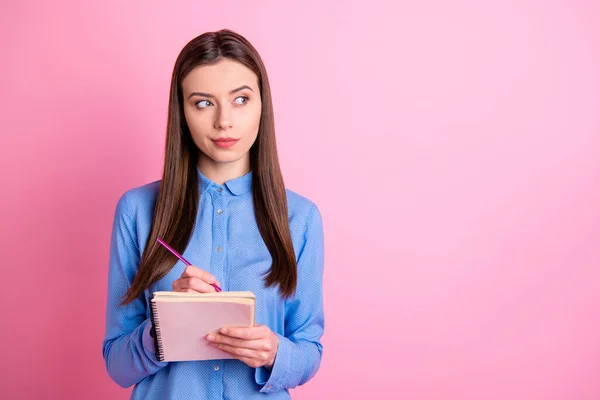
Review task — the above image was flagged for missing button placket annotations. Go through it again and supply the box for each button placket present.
[206,186,226,399]
[212,186,226,290]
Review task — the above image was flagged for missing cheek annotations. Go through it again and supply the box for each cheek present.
[185,109,211,138]
[241,105,262,137]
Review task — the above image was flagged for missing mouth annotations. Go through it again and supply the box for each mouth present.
[212,137,239,149]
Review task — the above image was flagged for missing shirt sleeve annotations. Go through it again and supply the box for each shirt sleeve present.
[102,192,168,388]
[255,203,325,393]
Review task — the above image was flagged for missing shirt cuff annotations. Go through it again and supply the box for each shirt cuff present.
[141,318,158,357]
[255,333,299,393]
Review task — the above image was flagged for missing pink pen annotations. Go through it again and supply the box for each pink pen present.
[156,237,222,292]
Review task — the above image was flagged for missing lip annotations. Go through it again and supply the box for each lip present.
[212,137,239,149]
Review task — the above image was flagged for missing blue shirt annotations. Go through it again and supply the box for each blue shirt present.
[102,170,324,399]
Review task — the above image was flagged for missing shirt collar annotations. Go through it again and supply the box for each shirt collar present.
[197,168,253,196]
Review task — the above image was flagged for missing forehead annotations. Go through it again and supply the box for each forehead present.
[181,58,259,94]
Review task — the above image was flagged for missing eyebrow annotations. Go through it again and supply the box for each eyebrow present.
[187,85,254,99]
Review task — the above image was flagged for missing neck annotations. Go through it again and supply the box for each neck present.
[197,154,251,185]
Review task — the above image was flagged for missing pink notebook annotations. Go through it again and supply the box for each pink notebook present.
[150,291,256,362]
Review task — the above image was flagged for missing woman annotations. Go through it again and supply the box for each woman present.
[102,29,325,399]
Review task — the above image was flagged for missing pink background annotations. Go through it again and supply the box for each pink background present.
[1,1,599,399]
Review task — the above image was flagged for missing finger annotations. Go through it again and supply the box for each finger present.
[215,351,265,369]
[218,325,269,340]
[174,276,216,293]
[172,276,217,293]
[236,356,265,369]
[206,334,271,351]
[181,265,220,286]
[171,284,196,293]
[209,342,270,362]
[172,279,194,292]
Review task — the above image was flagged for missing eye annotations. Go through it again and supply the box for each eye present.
[234,96,248,105]
[195,100,213,109]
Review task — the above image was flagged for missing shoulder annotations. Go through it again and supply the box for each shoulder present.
[286,188,318,216]
[285,188,323,235]
[114,180,161,222]
[284,189,324,266]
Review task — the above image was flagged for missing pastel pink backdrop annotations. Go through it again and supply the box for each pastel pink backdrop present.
[1,1,599,399]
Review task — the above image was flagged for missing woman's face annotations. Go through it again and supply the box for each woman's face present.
[181,58,262,171]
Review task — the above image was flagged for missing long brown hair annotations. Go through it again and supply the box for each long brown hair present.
[122,29,297,304]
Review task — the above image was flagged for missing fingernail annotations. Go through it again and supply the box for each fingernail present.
[219,328,227,334]
[206,335,215,341]
[209,276,215,283]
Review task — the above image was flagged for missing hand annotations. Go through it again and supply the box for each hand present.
[206,325,279,369]
[172,265,221,293]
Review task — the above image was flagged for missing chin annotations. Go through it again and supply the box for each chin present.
[203,151,245,165]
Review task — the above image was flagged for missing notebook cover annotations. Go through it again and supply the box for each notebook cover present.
[152,300,254,362]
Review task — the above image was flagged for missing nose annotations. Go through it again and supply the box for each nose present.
[215,105,233,130]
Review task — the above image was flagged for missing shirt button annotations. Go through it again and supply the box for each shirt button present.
[216,187,223,192]
[216,246,223,252]
[213,365,220,371]
[267,385,272,390]
[217,209,223,215]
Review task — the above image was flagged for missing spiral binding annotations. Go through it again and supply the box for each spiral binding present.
[150,299,166,362]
